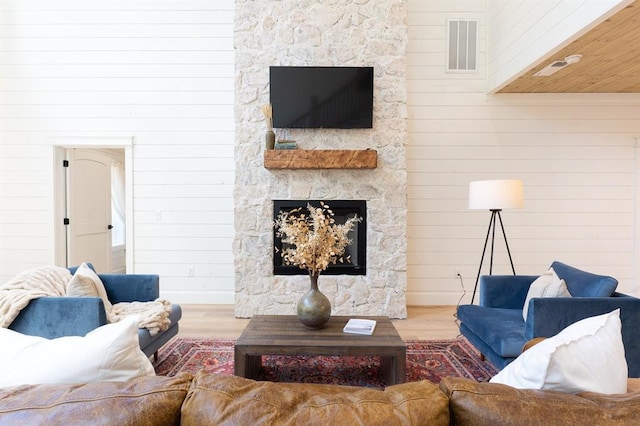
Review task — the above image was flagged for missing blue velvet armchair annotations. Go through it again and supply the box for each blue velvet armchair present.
[457,261,640,377]
[8,266,182,360]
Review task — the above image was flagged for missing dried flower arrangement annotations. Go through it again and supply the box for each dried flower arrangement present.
[261,104,273,131]
[274,202,361,277]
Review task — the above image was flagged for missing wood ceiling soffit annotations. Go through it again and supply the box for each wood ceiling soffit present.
[497,2,640,93]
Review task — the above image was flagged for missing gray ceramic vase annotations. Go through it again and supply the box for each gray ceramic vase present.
[266,130,275,150]
[296,274,331,329]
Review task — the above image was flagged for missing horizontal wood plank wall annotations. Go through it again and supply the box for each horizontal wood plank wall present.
[0,0,236,303]
[2,1,640,306]
[406,0,640,305]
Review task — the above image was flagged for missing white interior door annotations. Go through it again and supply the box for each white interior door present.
[66,148,112,272]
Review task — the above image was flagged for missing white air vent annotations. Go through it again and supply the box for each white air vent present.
[447,19,478,71]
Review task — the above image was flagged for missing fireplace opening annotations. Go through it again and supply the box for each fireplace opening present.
[273,200,366,275]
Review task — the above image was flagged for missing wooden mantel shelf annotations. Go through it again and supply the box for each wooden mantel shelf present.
[264,149,377,170]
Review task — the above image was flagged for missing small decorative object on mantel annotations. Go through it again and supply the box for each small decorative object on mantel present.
[266,131,276,150]
[262,104,275,150]
[274,202,361,329]
[274,140,297,150]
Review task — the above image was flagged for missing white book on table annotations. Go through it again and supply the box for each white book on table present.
[343,318,377,335]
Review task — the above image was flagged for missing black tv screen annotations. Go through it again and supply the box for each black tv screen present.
[270,66,373,129]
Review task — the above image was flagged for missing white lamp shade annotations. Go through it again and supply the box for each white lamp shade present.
[469,179,524,210]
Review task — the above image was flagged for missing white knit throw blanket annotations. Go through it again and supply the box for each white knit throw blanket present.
[110,299,172,336]
[0,266,70,328]
[0,266,171,335]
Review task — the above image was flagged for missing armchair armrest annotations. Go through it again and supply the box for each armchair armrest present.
[524,295,640,339]
[8,297,107,339]
[100,274,159,303]
[479,275,538,308]
[524,295,640,377]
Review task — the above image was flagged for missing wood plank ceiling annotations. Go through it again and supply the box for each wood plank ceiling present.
[497,1,640,93]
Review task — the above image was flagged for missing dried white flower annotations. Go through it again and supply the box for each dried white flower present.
[261,104,273,130]
[274,202,361,277]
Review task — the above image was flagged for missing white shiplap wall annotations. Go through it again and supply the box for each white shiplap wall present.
[407,0,640,305]
[2,0,640,307]
[0,0,235,303]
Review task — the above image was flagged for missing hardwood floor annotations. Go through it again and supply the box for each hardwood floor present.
[178,305,461,341]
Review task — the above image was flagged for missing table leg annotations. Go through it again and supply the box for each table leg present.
[396,349,407,384]
[246,355,262,379]
[234,346,262,379]
[381,350,406,385]
[233,346,245,377]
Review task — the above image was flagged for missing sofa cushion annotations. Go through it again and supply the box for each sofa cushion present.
[180,372,450,426]
[440,377,640,426]
[490,309,627,394]
[0,373,192,425]
[456,305,526,358]
[551,261,618,297]
[522,267,571,320]
[0,315,155,387]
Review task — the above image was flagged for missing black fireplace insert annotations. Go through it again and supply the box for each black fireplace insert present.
[273,200,366,275]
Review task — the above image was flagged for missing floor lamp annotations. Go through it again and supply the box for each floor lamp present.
[469,179,524,304]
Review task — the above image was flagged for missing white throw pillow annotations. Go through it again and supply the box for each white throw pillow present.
[490,309,627,394]
[0,316,154,387]
[66,262,113,312]
[522,267,571,320]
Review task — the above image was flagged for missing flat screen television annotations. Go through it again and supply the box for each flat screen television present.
[269,66,374,129]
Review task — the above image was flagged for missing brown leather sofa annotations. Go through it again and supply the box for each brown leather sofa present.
[1,372,639,425]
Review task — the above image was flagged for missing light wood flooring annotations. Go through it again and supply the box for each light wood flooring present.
[178,305,461,341]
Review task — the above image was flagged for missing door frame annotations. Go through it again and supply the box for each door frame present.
[52,136,134,272]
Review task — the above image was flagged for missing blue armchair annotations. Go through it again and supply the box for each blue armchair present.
[457,261,640,377]
[8,266,182,360]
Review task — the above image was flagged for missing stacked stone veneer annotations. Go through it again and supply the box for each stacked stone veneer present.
[233,0,408,318]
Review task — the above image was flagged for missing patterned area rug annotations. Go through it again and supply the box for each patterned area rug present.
[153,336,497,388]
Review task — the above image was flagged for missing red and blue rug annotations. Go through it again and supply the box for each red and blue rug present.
[153,337,497,388]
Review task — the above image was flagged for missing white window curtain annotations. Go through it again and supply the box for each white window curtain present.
[111,161,126,246]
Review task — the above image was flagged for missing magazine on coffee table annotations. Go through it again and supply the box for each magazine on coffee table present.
[343,318,377,335]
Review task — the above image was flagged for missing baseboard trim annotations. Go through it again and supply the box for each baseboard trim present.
[160,290,235,305]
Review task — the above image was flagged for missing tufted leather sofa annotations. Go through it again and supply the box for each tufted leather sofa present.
[1,372,639,425]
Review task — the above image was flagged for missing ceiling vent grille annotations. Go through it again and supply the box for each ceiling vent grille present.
[533,54,583,77]
[447,19,478,71]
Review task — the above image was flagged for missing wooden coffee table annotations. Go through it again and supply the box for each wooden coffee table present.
[234,315,406,385]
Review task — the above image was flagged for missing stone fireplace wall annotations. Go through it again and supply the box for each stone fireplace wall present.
[233,0,408,318]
